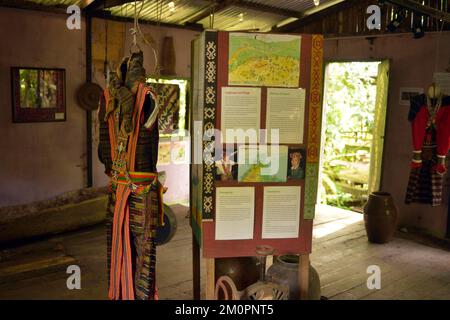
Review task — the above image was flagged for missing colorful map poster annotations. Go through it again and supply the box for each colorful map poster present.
[228,33,301,87]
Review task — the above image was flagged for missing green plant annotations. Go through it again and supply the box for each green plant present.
[321,62,380,209]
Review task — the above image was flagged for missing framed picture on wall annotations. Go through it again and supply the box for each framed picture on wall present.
[11,67,66,123]
[399,87,424,106]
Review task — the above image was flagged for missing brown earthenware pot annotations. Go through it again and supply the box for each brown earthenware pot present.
[364,192,398,244]
[215,257,260,291]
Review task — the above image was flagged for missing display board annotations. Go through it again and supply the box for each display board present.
[190,31,324,258]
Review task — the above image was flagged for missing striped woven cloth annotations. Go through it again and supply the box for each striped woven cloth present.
[107,172,163,300]
[405,151,444,206]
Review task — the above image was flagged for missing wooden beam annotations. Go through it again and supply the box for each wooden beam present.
[92,10,204,31]
[272,0,357,33]
[0,0,69,14]
[83,0,106,12]
[186,0,238,24]
[192,232,201,300]
[383,0,450,24]
[236,0,303,18]
[299,254,310,300]
[186,0,304,25]
[205,258,215,300]
[84,0,127,13]
[85,13,93,188]
[84,0,133,13]
[0,0,103,13]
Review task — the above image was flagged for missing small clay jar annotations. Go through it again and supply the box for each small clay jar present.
[266,254,321,300]
[364,192,398,244]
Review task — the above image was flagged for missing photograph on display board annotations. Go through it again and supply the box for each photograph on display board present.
[237,145,288,182]
[215,145,238,181]
[287,148,306,180]
[398,87,424,106]
[228,33,301,87]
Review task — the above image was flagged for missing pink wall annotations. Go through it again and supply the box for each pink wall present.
[0,10,197,207]
[0,8,87,207]
[324,32,450,237]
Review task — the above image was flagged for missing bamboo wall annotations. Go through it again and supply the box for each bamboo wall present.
[293,0,450,37]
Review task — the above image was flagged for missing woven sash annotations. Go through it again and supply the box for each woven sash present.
[105,83,161,300]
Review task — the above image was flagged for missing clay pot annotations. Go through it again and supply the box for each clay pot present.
[266,255,321,300]
[215,257,260,291]
[363,192,398,244]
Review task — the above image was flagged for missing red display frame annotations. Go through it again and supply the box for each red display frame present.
[191,31,324,259]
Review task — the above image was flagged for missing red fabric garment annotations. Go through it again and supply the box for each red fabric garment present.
[406,95,450,205]
[411,106,428,152]
[435,106,450,156]
[411,98,450,157]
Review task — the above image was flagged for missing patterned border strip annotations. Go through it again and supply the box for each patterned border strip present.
[304,35,324,220]
[202,31,218,220]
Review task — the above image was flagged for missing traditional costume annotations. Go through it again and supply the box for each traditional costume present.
[98,51,164,300]
[405,93,450,206]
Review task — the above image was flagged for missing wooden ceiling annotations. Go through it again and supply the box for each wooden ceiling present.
[0,0,343,31]
[1,0,449,35]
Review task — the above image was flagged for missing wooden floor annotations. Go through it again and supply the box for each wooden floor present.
[0,204,449,300]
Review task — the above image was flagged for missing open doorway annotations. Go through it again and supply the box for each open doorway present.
[318,61,390,220]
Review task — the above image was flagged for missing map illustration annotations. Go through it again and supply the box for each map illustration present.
[228,33,301,87]
[238,146,288,183]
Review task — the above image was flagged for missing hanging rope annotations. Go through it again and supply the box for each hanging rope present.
[434,19,445,74]
[128,0,160,76]
[104,2,109,83]
[152,0,162,78]
[129,0,140,52]
[209,0,215,29]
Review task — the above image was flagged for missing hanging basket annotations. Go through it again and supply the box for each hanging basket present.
[76,82,103,111]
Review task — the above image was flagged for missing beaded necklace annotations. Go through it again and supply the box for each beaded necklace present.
[426,94,443,129]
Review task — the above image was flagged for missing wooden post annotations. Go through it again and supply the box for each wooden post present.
[205,258,215,300]
[192,233,201,300]
[299,253,310,300]
[85,13,93,188]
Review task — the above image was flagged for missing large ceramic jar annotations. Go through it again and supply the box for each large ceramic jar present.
[266,255,321,300]
[364,192,398,244]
